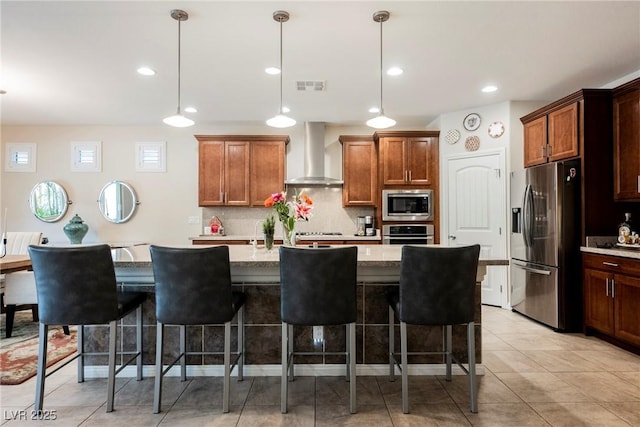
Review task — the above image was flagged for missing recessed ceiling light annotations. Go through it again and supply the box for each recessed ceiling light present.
[387,67,403,76]
[482,85,498,93]
[369,107,380,114]
[265,67,281,75]
[137,67,156,76]
[184,106,197,113]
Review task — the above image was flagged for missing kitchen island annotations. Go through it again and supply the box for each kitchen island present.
[85,244,508,377]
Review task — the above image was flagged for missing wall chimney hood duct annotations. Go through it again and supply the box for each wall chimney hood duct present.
[285,122,343,185]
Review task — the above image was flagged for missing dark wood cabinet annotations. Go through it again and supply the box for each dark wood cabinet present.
[339,135,377,206]
[375,131,438,186]
[522,102,578,167]
[613,78,640,201]
[583,252,640,349]
[196,135,288,207]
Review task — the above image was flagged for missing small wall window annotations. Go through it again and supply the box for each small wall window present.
[136,142,166,172]
[71,141,102,172]
[5,143,36,172]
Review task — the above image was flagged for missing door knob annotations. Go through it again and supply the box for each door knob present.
[448,235,456,240]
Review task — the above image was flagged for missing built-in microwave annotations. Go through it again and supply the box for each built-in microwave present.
[382,189,433,221]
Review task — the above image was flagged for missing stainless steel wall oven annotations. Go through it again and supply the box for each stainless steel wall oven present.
[382,224,434,245]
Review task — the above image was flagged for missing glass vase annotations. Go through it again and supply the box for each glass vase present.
[282,223,296,247]
[264,232,274,251]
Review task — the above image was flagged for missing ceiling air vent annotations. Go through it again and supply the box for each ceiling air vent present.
[296,80,326,91]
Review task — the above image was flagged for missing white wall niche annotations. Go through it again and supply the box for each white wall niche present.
[5,143,37,172]
[136,142,166,172]
[71,141,102,172]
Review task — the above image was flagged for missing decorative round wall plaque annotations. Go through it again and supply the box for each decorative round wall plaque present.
[465,135,480,151]
[445,129,461,144]
[488,121,505,138]
[463,113,481,131]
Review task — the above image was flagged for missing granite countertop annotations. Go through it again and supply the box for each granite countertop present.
[190,233,382,242]
[581,235,640,260]
[113,244,509,269]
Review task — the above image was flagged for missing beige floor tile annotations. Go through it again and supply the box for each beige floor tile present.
[438,373,522,405]
[113,376,190,408]
[494,372,593,403]
[387,402,471,426]
[601,402,640,426]
[613,371,640,388]
[555,371,640,402]
[495,334,566,351]
[247,376,315,407]
[463,402,550,426]
[377,375,454,407]
[172,376,251,410]
[315,404,393,427]
[37,377,130,408]
[483,350,546,373]
[521,350,602,372]
[160,406,241,427]
[237,405,314,427]
[572,349,640,371]
[530,402,631,427]
[81,404,166,426]
[481,330,516,351]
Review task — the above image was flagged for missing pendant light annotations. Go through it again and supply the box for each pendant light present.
[366,10,396,129]
[163,9,194,128]
[266,10,296,128]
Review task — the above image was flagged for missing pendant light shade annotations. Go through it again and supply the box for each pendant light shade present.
[163,9,194,128]
[267,10,295,128]
[367,10,395,130]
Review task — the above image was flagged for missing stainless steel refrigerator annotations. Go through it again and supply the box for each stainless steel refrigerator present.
[510,159,582,332]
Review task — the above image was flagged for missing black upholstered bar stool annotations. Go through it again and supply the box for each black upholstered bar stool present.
[279,246,358,414]
[149,245,245,414]
[28,244,146,413]
[388,244,481,413]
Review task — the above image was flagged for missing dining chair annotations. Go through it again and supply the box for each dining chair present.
[149,245,245,414]
[388,244,481,413]
[279,246,358,414]
[28,244,146,413]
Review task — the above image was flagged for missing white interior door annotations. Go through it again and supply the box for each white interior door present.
[447,151,507,307]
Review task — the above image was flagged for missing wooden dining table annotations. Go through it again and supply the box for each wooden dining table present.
[0,254,32,274]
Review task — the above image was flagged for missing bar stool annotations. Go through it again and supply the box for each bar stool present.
[149,245,245,414]
[279,246,358,414]
[388,244,481,413]
[28,244,146,413]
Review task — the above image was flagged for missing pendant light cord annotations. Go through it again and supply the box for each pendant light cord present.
[176,18,182,114]
[378,17,384,114]
[279,19,283,114]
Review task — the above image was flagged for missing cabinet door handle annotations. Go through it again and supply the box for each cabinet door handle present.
[220,192,224,202]
[637,176,639,193]
[408,170,412,182]
[602,262,619,267]
[541,146,546,158]
[611,279,615,299]
[605,278,609,297]
[548,145,552,156]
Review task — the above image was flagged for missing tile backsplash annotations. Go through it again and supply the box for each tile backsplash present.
[202,186,374,237]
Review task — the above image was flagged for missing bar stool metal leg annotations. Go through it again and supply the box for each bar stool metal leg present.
[153,322,164,414]
[77,325,84,383]
[389,306,395,381]
[349,322,356,414]
[179,325,187,382]
[281,321,288,414]
[400,321,409,414]
[468,322,478,413]
[136,306,143,381]
[223,321,231,413]
[106,320,117,412]
[288,324,294,382]
[35,323,48,412]
[237,306,244,381]
[445,325,453,381]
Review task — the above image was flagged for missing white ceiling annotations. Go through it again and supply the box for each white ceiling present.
[2,1,639,127]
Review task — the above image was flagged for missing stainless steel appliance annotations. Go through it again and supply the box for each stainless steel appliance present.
[382,224,434,245]
[510,159,582,331]
[382,189,433,222]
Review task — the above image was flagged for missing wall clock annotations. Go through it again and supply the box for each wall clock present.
[463,113,481,131]
[488,121,505,138]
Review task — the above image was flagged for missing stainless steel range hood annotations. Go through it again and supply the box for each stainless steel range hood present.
[285,122,343,185]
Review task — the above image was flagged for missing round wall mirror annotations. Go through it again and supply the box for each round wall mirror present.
[29,181,71,223]
[98,181,139,223]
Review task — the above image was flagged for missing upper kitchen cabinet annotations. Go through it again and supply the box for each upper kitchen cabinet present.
[196,135,288,207]
[613,78,640,201]
[522,102,579,167]
[375,131,439,186]
[339,135,377,206]
[250,139,287,206]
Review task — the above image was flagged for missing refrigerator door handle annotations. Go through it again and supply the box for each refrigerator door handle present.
[522,184,534,248]
[512,260,552,276]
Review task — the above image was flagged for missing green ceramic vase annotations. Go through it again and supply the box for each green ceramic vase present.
[63,214,89,244]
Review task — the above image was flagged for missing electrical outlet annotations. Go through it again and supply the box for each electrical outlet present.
[313,326,324,344]
[188,216,200,224]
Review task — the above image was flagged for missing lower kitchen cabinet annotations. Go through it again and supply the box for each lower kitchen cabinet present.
[582,252,640,349]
